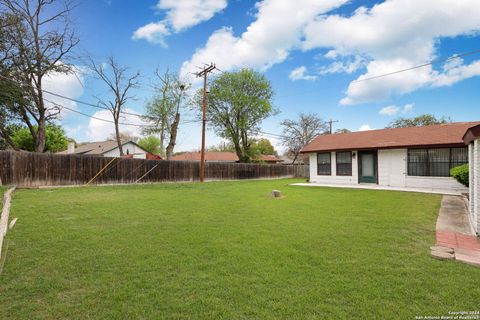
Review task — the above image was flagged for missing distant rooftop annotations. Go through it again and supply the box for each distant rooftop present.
[57,140,146,155]
[171,151,282,162]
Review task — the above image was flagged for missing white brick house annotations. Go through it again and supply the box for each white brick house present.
[57,140,153,159]
[463,124,480,235]
[301,121,480,198]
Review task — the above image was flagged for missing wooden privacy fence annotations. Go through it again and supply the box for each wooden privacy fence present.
[0,151,308,187]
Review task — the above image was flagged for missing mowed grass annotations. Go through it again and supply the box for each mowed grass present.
[0,179,479,319]
[0,186,7,208]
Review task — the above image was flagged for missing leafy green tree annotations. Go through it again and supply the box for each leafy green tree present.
[11,124,69,153]
[138,136,161,154]
[208,141,235,152]
[142,70,188,159]
[0,0,78,152]
[335,128,351,134]
[0,71,26,150]
[199,69,276,162]
[251,138,276,156]
[208,138,277,157]
[387,114,450,128]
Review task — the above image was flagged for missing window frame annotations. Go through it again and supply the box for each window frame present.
[335,151,352,176]
[317,152,332,176]
[407,147,468,177]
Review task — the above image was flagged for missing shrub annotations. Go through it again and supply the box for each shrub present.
[450,164,469,187]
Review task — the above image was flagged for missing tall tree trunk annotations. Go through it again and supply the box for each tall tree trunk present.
[159,118,165,156]
[0,129,19,151]
[166,113,180,160]
[240,130,251,162]
[114,116,124,156]
[232,140,248,163]
[291,151,299,164]
[35,115,46,152]
[34,78,47,152]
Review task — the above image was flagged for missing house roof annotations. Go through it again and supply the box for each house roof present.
[463,124,480,144]
[57,140,148,155]
[171,151,282,162]
[259,154,284,162]
[172,151,239,161]
[301,122,480,153]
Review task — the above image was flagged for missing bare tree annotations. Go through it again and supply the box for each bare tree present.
[281,113,328,164]
[0,0,78,152]
[143,69,188,160]
[89,56,140,156]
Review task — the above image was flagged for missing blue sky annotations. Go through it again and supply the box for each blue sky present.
[52,0,480,152]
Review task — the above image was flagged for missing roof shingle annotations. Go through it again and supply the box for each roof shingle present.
[301,122,480,153]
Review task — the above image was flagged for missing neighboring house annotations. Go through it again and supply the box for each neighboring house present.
[301,122,480,193]
[279,154,309,165]
[57,140,156,159]
[171,151,283,163]
[463,124,480,235]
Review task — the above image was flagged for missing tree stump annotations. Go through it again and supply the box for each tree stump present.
[271,190,282,198]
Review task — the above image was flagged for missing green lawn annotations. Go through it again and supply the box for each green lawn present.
[0,179,479,319]
[0,186,6,208]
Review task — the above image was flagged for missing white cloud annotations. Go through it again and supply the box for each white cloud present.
[157,0,227,32]
[289,66,317,81]
[318,55,366,75]
[379,105,400,116]
[180,0,348,79]
[133,0,227,45]
[379,103,415,116]
[179,0,480,102]
[132,22,170,46]
[402,103,414,114]
[301,0,480,105]
[358,124,373,131]
[43,66,84,118]
[87,109,146,141]
[432,58,480,87]
[324,50,338,59]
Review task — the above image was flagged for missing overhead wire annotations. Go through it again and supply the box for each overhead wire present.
[351,49,480,84]
[0,73,202,128]
[275,48,480,99]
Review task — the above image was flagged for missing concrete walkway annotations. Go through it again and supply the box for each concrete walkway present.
[431,195,480,267]
[290,182,465,195]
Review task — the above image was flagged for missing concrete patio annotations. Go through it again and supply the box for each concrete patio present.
[290,182,465,196]
[431,195,480,267]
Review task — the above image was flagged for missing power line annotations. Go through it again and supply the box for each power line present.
[0,73,156,120]
[275,48,480,99]
[42,97,156,128]
[351,49,480,84]
[0,72,205,128]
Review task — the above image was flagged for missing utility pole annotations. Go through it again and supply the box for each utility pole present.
[326,119,339,134]
[195,63,217,182]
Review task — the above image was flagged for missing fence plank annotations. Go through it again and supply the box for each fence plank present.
[0,151,308,187]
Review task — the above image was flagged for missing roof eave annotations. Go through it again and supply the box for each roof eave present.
[463,124,480,144]
[300,142,467,153]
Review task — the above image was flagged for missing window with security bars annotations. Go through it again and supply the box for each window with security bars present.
[317,152,331,175]
[336,151,352,176]
[407,147,468,177]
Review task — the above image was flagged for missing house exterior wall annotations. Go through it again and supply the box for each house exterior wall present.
[377,149,407,187]
[307,149,468,192]
[309,151,358,184]
[103,142,147,159]
[469,139,479,234]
